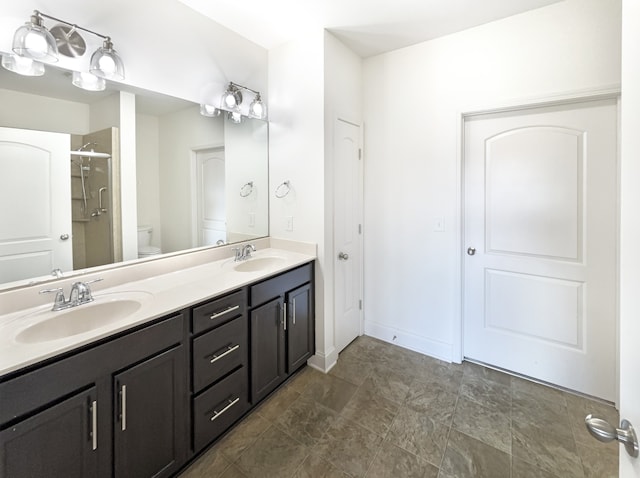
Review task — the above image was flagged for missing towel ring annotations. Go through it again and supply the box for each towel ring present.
[275,180,291,198]
[239,181,254,197]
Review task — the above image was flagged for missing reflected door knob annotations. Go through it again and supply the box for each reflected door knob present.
[60,234,70,241]
[467,247,476,256]
[338,252,349,261]
[585,414,639,457]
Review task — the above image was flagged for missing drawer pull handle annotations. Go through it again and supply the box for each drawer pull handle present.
[210,397,240,422]
[91,400,98,451]
[210,344,240,363]
[210,305,240,320]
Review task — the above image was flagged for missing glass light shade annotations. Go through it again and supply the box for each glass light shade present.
[248,95,267,120]
[1,54,45,76]
[12,20,58,63]
[221,85,242,112]
[228,111,243,124]
[200,104,221,117]
[89,40,125,80]
[72,71,106,92]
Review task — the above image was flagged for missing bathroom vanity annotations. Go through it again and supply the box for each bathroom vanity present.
[0,244,315,478]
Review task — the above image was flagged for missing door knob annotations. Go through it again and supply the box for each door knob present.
[338,252,349,261]
[467,247,476,256]
[60,234,70,241]
[585,414,639,457]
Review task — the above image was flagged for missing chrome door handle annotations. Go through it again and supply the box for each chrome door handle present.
[467,247,476,256]
[585,414,639,457]
[338,252,349,260]
[60,234,70,240]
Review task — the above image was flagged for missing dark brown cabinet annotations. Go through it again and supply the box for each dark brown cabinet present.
[0,387,99,478]
[114,346,186,478]
[0,260,315,478]
[0,314,186,478]
[190,289,249,454]
[249,263,315,404]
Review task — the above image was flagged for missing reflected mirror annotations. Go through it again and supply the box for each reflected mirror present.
[0,63,269,288]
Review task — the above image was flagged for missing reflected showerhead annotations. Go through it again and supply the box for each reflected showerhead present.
[77,141,97,152]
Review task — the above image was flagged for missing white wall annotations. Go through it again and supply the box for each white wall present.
[0,89,89,133]
[363,0,621,361]
[158,106,225,253]
[268,31,329,368]
[224,118,269,241]
[136,114,162,247]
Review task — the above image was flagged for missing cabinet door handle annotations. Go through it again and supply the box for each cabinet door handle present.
[210,305,240,320]
[90,400,98,450]
[210,344,240,363]
[210,397,240,422]
[292,298,296,325]
[283,302,287,331]
[120,385,127,431]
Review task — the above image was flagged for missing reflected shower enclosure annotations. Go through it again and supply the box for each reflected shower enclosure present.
[70,129,119,269]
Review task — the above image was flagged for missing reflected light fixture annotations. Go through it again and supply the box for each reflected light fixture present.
[72,71,106,91]
[1,53,44,76]
[228,111,243,124]
[6,9,125,88]
[200,104,221,117]
[248,93,267,120]
[220,82,267,120]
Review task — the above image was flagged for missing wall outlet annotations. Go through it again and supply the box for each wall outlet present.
[434,216,445,232]
[285,216,294,232]
[248,212,255,227]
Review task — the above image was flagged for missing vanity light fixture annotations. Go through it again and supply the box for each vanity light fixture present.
[72,71,106,92]
[1,53,44,76]
[220,82,267,120]
[199,104,221,117]
[248,93,267,120]
[8,9,125,85]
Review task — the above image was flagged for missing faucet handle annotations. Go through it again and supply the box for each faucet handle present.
[39,287,66,309]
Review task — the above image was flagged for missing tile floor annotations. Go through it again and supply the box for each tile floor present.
[179,335,619,478]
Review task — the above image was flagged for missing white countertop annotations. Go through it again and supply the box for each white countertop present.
[0,243,315,377]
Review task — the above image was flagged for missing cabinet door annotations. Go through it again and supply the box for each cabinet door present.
[0,387,99,478]
[286,283,314,372]
[113,346,186,478]
[250,297,285,403]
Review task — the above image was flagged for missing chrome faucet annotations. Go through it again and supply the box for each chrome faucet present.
[232,244,257,262]
[40,278,103,311]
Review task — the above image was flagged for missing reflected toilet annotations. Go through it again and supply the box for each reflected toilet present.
[137,225,162,258]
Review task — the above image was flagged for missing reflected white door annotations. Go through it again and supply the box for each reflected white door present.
[334,119,363,353]
[619,2,640,474]
[463,99,617,401]
[194,147,225,246]
[0,127,72,283]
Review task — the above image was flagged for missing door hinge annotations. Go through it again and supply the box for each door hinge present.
[359,300,362,310]
[358,224,362,234]
[358,148,362,160]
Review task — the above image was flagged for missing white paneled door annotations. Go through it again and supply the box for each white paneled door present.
[193,147,226,247]
[334,118,363,353]
[0,127,72,284]
[463,98,618,401]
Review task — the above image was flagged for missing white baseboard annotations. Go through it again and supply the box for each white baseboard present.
[307,347,338,373]
[365,321,454,363]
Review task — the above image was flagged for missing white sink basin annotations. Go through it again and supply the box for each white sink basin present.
[233,256,286,272]
[15,292,152,344]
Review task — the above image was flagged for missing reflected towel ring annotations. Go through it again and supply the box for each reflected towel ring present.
[275,180,291,198]
[240,181,254,197]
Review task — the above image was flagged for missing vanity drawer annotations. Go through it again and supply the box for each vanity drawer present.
[249,263,312,307]
[193,366,248,451]
[192,316,247,393]
[192,290,246,334]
